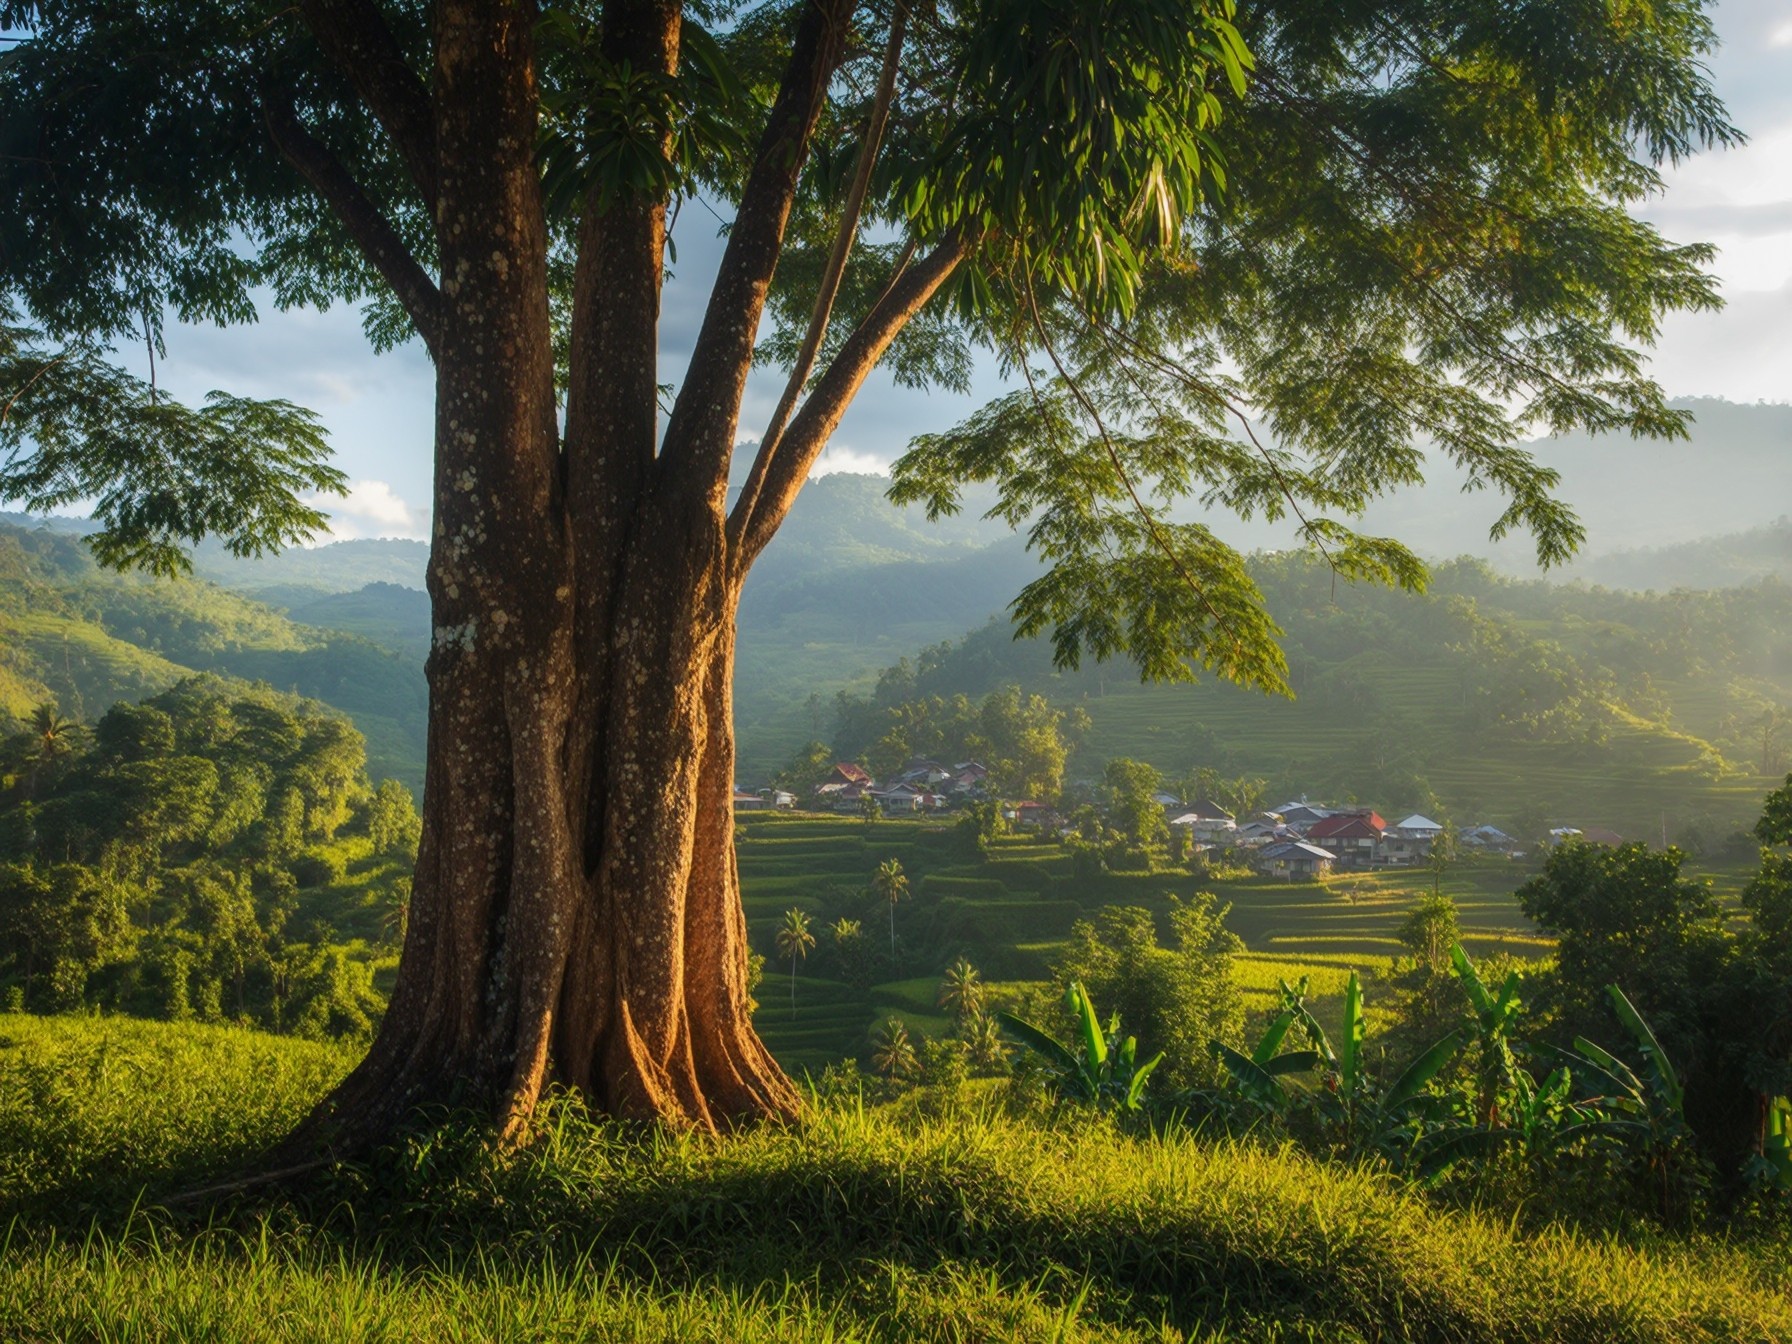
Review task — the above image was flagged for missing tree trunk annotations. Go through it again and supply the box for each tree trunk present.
[269,0,962,1159]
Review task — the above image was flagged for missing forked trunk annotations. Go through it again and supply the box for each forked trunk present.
[275,0,959,1158]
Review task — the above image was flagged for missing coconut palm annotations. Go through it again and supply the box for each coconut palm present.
[774,907,815,1014]
[961,1010,1008,1072]
[871,1016,918,1081]
[872,857,908,960]
[29,704,76,763]
[937,956,984,1024]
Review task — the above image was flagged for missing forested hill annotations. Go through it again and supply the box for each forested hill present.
[819,555,1792,840]
[0,524,426,794]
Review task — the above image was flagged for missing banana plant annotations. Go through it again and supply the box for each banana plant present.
[999,980,1164,1112]
[1208,975,1325,1109]
[1752,1096,1792,1192]
[1449,943,1524,1127]
[1211,972,1463,1162]
[1420,984,1692,1188]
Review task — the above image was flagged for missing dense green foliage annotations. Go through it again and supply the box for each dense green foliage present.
[815,552,1792,837]
[0,677,415,1038]
[3,1014,1790,1342]
[1512,788,1792,1186]
[0,520,427,792]
[827,680,1090,797]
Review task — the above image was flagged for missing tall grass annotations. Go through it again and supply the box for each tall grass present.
[0,1014,355,1216]
[2,1017,1789,1342]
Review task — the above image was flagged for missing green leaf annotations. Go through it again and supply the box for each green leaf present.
[1210,1040,1285,1105]
[1448,943,1494,1017]
[1605,985,1683,1114]
[1067,980,1107,1070]
[1384,1029,1464,1111]
[1251,1008,1295,1064]
[996,1011,1080,1077]
[1340,971,1364,1099]
[1260,1051,1322,1077]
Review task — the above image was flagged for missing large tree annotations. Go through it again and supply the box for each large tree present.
[0,0,1733,1150]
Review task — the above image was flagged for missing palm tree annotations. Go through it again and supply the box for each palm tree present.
[961,1010,1008,1073]
[872,857,908,960]
[871,1016,918,1081]
[774,907,815,1014]
[29,704,75,763]
[937,956,984,1024]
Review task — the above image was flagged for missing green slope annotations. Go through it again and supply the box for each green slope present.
[0,523,427,793]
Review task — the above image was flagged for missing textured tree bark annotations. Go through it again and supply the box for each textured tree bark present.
[274,0,958,1159]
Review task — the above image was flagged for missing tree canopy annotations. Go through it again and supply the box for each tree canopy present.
[0,0,1735,680]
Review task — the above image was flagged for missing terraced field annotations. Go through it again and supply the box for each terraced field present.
[739,813,1569,1075]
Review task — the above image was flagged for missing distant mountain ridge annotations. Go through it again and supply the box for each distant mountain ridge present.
[5,397,1787,796]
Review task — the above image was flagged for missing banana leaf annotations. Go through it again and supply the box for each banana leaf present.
[1210,1040,1287,1105]
[1415,1125,1520,1181]
[1548,1039,1641,1103]
[1340,971,1364,1100]
[1605,985,1683,1114]
[997,1012,1081,1078]
[1067,981,1107,1071]
[1449,943,1493,1016]
[1261,1050,1322,1077]
[1384,1028,1464,1111]
[1251,1008,1296,1065]
[1491,970,1523,1028]
[1126,1051,1166,1110]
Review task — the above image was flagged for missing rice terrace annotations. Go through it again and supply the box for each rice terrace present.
[2,0,1792,1338]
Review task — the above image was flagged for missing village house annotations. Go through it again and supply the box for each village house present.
[1002,800,1059,830]
[1169,798,1237,844]
[1378,813,1442,865]
[1233,819,1287,847]
[949,761,991,795]
[1305,810,1386,868]
[1463,823,1517,853]
[1269,801,1335,833]
[1256,840,1337,880]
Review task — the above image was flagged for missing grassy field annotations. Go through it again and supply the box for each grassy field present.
[2,1014,1790,1342]
[739,813,1573,1075]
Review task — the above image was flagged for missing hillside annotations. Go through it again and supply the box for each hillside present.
[0,523,427,793]
[1563,518,1792,591]
[818,556,1792,842]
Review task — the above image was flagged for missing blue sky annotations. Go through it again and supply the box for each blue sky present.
[123,0,1792,543]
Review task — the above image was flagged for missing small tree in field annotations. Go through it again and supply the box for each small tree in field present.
[871,1017,918,1083]
[938,956,984,1026]
[774,907,814,1015]
[873,858,908,961]
[0,0,1735,1150]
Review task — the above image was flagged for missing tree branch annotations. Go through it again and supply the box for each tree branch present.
[730,1,909,545]
[658,0,855,488]
[297,0,439,207]
[262,96,442,358]
[734,232,969,566]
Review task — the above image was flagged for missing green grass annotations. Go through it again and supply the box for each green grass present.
[2,1015,1790,1342]
[0,1015,357,1217]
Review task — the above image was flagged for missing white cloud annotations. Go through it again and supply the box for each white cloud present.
[305,479,427,541]
[1770,18,1792,47]
[807,446,890,478]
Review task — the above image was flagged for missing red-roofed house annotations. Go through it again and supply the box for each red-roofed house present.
[1306,811,1386,868]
